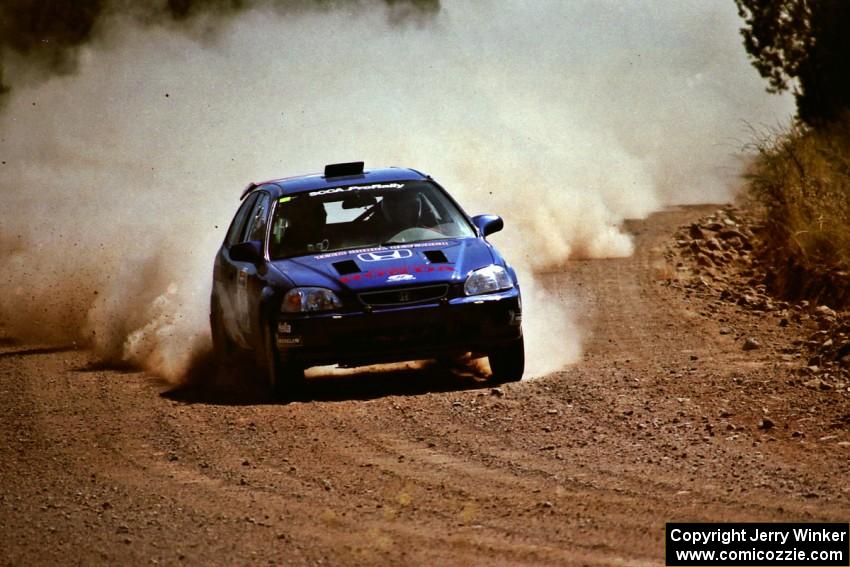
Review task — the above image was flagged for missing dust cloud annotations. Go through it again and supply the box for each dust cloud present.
[0,1,793,380]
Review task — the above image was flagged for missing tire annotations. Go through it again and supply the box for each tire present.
[488,336,525,383]
[264,326,305,399]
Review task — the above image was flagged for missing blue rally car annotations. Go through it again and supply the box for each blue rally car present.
[210,162,523,396]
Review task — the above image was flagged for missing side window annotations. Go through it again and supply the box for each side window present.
[225,193,259,247]
[243,192,272,243]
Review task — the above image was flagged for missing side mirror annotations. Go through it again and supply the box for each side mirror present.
[472,214,504,237]
[229,240,264,264]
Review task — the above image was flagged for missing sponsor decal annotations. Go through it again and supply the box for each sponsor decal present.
[357,249,413,262]
[387,273,416,282]
[339,264,454,284]
[315,247,381,261]
[314,241,450,260]
[278,322,292,334]
[408,241,450,249]
[309,183,404,197]
[278,196,293,203]
[276,336,302,347]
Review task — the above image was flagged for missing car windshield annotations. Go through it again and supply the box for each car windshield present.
[268,180,476,259]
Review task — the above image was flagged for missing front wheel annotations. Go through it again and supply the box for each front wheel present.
[264,328,306,399]
[488,336,525,383]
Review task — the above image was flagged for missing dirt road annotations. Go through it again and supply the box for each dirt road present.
[2,206,847,566]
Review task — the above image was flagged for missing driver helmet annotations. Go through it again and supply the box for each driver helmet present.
[281,197,327,250]
[380,190,422,227]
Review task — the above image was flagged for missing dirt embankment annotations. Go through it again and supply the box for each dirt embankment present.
[1,205,848,566]
[665,205,849,393]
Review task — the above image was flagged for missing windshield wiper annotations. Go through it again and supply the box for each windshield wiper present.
[381,237,447,247]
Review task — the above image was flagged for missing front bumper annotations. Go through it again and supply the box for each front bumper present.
[275,289,521,368]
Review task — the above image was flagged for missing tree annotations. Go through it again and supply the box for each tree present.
[735,0,850,127]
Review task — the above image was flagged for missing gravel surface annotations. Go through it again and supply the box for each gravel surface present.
[1,205,848,566]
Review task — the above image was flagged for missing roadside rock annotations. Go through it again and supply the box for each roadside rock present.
[803,378,832,391]
[689,224,705,240]
[666,204,850,385]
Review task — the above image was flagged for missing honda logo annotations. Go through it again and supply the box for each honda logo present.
[357,249,413,262]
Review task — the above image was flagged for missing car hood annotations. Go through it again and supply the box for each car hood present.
[271,238,496,292]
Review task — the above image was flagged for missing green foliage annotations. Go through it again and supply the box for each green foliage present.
[745,118,850,305]
[735,0,850,126]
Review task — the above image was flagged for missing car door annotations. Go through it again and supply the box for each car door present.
[217,192,259,347]
[234,192,272,346]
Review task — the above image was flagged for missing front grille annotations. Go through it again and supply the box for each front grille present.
[358,284,449,307]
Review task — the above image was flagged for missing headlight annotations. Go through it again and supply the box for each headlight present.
[464,265,514,296]
[281,287,342,312]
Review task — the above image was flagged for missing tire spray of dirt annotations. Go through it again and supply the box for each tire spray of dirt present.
[0,2,793,381]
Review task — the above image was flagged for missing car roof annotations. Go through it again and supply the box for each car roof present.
[242,167,429,200]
